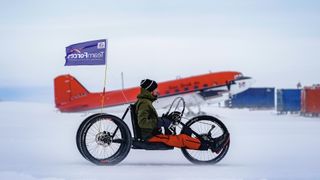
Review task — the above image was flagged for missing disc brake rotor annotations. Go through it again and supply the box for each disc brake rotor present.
[95,131,112,147]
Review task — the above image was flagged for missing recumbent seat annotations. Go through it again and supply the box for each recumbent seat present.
[130,104,173,150]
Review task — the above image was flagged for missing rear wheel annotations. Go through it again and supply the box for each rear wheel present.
[76,113,104,160]
[76,114,132,165]
[181,115,230,164]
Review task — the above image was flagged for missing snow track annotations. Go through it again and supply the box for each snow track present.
[0,102,319,179]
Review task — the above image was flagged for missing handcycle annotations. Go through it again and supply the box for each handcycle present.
[76,97,230,165]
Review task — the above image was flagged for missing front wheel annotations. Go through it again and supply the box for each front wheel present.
[181,115,230,164]
[76,114,132,165]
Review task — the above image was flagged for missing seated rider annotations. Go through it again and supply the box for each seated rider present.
[135,79,229,152]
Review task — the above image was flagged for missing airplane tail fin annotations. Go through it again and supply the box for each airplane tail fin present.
[54,74,90,110]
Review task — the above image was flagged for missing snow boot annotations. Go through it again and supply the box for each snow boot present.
[198,132,230,153]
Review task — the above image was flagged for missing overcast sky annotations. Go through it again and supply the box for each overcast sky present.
[1,0,320,99]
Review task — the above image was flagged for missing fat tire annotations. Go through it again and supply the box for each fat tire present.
[181,115,230,164]
[76,113,104,160]
[77,113,132,165]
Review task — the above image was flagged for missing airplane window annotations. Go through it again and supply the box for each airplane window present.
[194,85,199,89]
[175,89,180,93]
[203,84,208,88]
[184,87,189,91]
[165,91,170,95]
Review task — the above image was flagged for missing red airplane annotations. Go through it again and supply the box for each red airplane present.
[54,71,253,113]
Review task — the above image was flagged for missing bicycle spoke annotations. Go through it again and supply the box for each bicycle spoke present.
[84,118,123,160]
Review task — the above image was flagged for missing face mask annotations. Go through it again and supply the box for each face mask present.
[151,91,159,99]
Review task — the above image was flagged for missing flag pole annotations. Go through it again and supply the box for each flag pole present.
[100,41,108,113]
[100,63,108,113]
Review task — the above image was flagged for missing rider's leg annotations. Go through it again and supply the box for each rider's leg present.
[148,133,229,153]
[148,134,201,150]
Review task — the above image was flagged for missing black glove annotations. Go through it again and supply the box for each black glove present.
[167,111,182,126]
[157,116,172,129]
[157,116,176,135]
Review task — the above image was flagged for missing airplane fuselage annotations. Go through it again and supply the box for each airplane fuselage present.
[54,71,253,112]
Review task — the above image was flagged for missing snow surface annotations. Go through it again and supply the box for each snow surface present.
[0,102,320,180]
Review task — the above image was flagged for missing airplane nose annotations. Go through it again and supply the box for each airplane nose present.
[229,76,254,95]
[242,77,255,88]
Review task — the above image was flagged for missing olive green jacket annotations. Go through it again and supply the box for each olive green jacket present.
[135,88,159,139]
